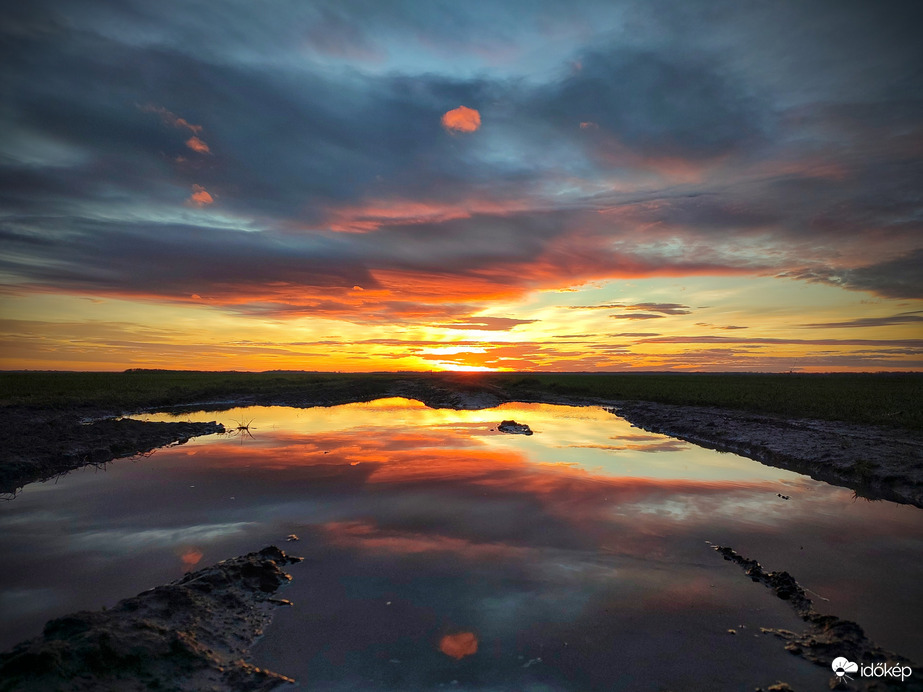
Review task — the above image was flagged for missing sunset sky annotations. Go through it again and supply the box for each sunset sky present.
[1,1,921,372]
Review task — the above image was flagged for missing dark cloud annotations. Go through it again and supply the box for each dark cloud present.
[0,220,376,297]
[800,312,923,329]
[621,303,691,315]
[639,336,923,348]
[539,47,770,160]
[696,323,748,330]
[0,0,921,356]
[435,317,538,331]
[779,250,923,300]
[572,303,690,315]
[840,251,923,300]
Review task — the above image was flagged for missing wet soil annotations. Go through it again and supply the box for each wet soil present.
[0,409,223,496]
[608,400,923,509]
[0,546,301,692]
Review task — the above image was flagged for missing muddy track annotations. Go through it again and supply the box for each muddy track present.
[0,409,224,496]
[607,400,923,508]
[0,546,301,692]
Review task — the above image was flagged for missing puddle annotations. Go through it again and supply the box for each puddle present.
[1,399,920,690]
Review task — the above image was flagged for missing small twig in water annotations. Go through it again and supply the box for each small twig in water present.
[228,419,256,441]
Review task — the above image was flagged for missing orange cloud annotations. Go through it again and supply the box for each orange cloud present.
[439,632,478,660]
[140,104,203,134]
[142,104,211,155]
[324,197,532,232]
[589,132,718,184]
[188,184,214,206]
[441,105,481,133]
[185,136,211,154]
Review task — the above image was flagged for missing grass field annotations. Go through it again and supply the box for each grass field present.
[490,372,923,430]
[1,370,921,431]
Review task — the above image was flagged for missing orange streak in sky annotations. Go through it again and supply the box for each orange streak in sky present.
[324,196,533,232]
[185,136,211,154]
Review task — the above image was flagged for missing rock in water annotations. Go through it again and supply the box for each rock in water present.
[498,420,533,435]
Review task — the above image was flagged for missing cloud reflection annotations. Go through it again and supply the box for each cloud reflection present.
[438,631,478,659]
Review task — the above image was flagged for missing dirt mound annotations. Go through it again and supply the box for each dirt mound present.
[0,414,224,496]
[0,546,302,691]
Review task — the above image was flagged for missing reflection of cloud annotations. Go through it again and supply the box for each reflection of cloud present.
[439,632,478,660]
[568,441,687,453]
[179,548,203,568]
[441,105,481,133]
[322,521,531,560]
[71,522,253,552]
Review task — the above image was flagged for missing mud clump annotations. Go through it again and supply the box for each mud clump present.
[0,415,224,496]
[714,545,921,691]
[498,420,533,435]
[0,546,302,691]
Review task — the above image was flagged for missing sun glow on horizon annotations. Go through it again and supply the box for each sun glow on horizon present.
[429,362,500,373]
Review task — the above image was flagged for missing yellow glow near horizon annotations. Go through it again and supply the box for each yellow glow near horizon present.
[430,362,500,372]
[1,276,921,372]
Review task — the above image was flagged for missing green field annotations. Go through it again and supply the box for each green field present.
[1,371,921,431]
[491,372,923,430]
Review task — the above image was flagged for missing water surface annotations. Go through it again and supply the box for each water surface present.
[1,400,920,690]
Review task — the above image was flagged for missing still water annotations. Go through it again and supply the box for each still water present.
[1,400,921,690]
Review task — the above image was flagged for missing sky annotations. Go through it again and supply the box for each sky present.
[1,0,921,372]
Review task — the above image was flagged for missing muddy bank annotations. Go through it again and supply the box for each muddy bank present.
[0,376,494,496]
[409,379,923,507]
[149,376,510,414]
[0,410,224,496]
[608,400,923,508]
[714,545,921,691]
[3,376,922,507]
[0,546,301,692]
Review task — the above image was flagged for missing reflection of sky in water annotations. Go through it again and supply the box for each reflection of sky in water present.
[1,400,921,690]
